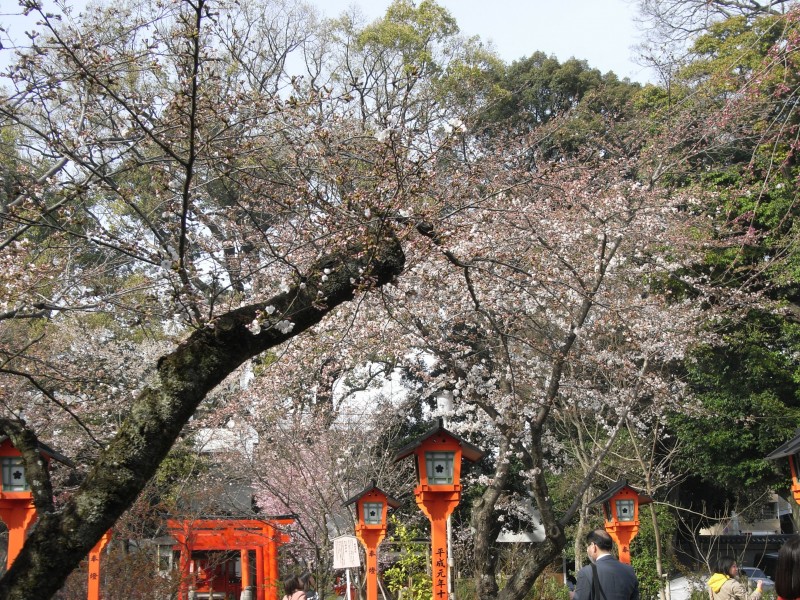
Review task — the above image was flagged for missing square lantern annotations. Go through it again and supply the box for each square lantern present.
[395,418,484,491]
[591,478,651,528]
[0,436,73,497]
[616,499,635,522]
[425,451,455,485]
[1,457,28,491]
[344,482,400,531]
[363,502,384,525]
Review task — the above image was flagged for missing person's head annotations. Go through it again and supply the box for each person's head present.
[776,535,800,600]
[586,528,614,561]
[283,575,302,595]
[300,572,316,591]
[715,556,738,578]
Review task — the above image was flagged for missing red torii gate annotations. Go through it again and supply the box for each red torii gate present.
[167,516,295,600]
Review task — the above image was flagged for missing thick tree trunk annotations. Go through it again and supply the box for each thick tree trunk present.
[497,538,564,600]
[471,429,567,600]
[0,233,405,600]
[471,435,511,599]
[494,428,566,600]
[473,485,565,600]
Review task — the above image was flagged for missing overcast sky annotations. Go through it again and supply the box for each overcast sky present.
[314,0,652,83]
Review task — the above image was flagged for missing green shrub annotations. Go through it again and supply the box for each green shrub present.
[525,575,571,600]
[383,516,431,600]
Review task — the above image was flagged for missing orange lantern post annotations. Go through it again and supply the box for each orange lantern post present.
[344,481,400,600]
[766,429,800,505]
[395,419,484,600]
[0,436,74,569]
[87,529,112,600]
[590,479,652,565]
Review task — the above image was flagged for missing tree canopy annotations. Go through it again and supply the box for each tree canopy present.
[1,1,800,599]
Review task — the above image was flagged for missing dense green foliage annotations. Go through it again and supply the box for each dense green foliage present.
[477,51,642,156]
[631,505,678,600]
[383,516,432,600]
[660,7,800,510]
[673,314,800,500]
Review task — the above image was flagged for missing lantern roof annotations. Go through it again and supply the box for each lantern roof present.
[766,429,800,460]
[0,435,75,468]
[394,418,484,464]
[589,479,652,507]
[342,480,400,508]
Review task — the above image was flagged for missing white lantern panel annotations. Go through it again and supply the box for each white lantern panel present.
[615,499,635,522]
[363,502,383,525]
[2,457,28,491]
[426,451,455,485]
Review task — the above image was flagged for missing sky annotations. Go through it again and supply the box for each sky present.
[313,0,652,83]
[1,0,652,82]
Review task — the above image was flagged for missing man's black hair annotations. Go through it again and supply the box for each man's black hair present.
[586,528,614,552]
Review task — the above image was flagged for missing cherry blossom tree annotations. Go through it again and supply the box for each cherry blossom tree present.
[227,99,739,600]
[0,0,451,595]
[0,1,786,599]
[204,4,798,597]
[386,127,716,599]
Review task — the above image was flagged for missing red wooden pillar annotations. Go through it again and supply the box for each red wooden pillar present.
[262,538,273,600]
[241,548,251,588]
[177,540,194,600]
[0,499,36,569]
[264,542,276,600]
[87,530,112,600]
[255,545,265,600]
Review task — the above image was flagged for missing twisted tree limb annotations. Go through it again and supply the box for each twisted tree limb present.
[0,232,405,600]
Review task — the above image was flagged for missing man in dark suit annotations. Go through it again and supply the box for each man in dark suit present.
[572,529,639,600]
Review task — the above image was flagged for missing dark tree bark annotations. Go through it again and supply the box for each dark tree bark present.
[471,434,509,599]
[493,424,566,600]
[0,232,405,600]
[470,425,567,600]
